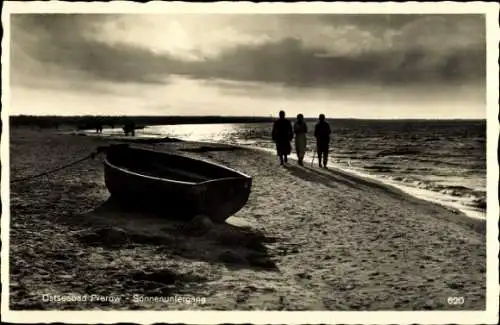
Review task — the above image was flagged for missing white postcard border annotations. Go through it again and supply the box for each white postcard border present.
[1,1,498,324]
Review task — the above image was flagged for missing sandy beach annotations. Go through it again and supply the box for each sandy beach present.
[8,127,486,311]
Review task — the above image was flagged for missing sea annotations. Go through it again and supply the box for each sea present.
[99,119,486,220]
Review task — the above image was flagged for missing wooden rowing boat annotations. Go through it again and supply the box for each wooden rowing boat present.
[102,144,252,223]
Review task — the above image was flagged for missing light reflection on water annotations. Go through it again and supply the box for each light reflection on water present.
[146,123,274,146]
[148,124,244,142]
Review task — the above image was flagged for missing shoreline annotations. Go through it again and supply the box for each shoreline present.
[8,128,487,310]
[211,143,487,235]
[245,146,486,223]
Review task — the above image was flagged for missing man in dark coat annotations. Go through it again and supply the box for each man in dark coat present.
[272,110,293,166]
[314,114,331,168]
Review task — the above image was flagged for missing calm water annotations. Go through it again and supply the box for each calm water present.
[103,120,486,219]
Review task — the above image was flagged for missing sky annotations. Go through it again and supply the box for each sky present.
[10,13,486,118]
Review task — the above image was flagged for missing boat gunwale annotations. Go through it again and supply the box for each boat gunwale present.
[103,145,252,186]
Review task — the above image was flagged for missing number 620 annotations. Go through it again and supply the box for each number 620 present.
[447,296,465,305]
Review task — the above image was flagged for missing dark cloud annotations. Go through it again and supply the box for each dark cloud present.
[11,14,179,85]
[180,37,485,87]
[11,14,486,89]
[316,14,483,29]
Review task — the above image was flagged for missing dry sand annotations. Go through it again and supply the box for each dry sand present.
[8,128,486,310]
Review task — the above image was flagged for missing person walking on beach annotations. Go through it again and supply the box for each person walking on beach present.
[123,119,136,136]
[272,110,293,166]
[293,114,308,166]
[314,114,331,168]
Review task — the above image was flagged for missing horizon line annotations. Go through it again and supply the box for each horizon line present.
[9,114,486,121]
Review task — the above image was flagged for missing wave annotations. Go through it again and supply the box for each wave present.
[466,198,487,210]
[362,165,395,173]
[375,147,421,157]
[423,136,443,142]
[414,157,483,168]
[386,177,485,197]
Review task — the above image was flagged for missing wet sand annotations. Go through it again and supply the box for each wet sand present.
[8,127,486,310]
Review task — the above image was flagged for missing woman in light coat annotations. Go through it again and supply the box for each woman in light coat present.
[293,114,308,166]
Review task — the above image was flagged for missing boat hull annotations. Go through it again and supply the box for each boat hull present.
[103,145,252,223]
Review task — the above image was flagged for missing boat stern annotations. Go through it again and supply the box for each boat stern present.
[200,176,252,223]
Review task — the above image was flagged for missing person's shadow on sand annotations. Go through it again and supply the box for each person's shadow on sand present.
[284,164,363,190]
[73,198,279,272]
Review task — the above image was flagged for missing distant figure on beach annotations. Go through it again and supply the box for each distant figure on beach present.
[293,114,308,166]
[123,120,136,136]
[96,122,103,134]
[272,110,293,166]
[314,114,331,168]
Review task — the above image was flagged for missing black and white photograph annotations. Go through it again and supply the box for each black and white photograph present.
[2,1,498,324]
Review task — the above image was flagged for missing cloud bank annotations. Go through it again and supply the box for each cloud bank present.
[11,14,486,88]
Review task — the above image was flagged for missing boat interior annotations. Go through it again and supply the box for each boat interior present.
[107,146,246,183]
